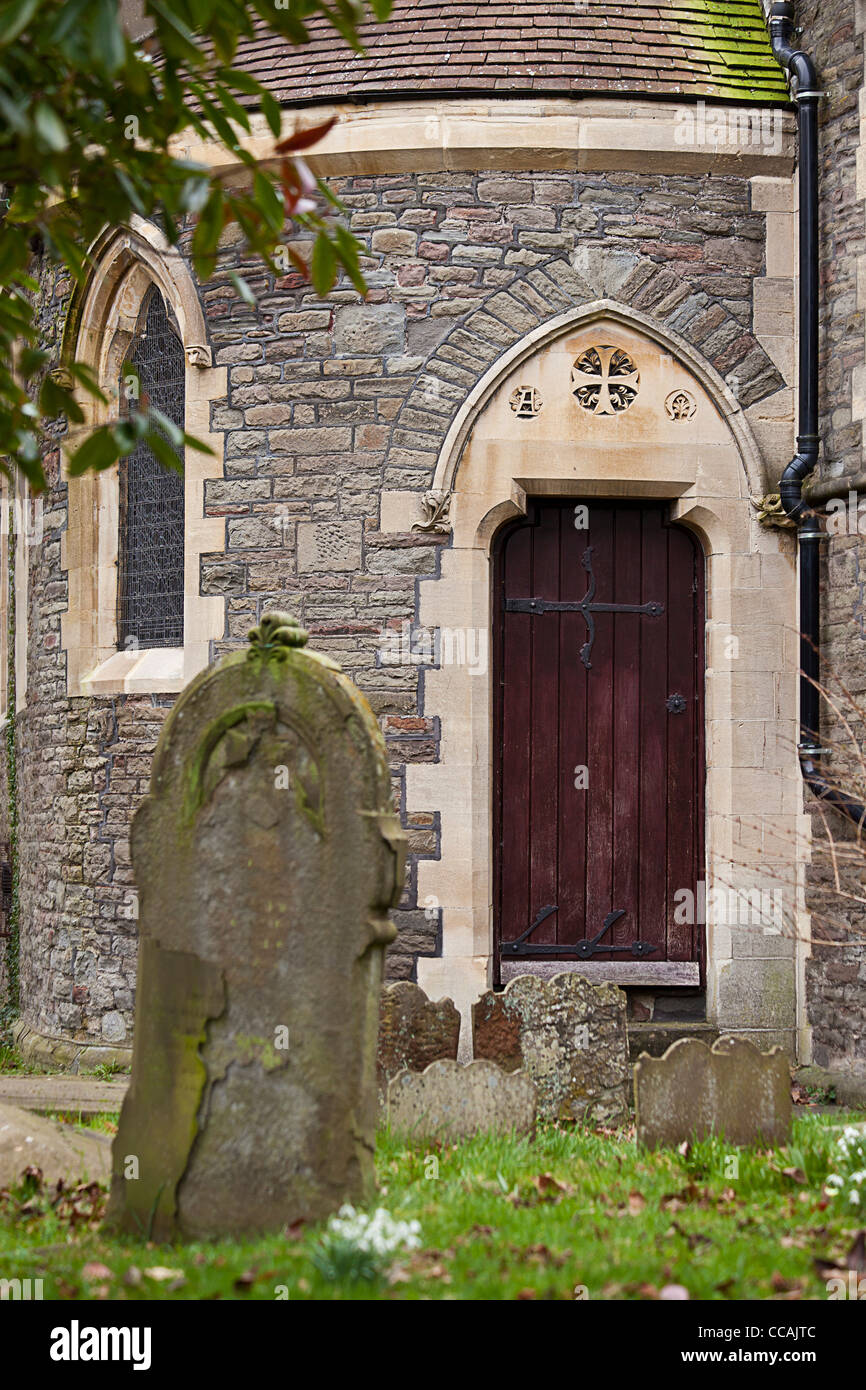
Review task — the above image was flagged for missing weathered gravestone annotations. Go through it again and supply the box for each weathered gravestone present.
[106,612,406,1240]
[473,973,629,1124]
[377,981,461,1106]
[634,1036,792,1149]
[0,1101,111,1189]
[387,1060,537,1142]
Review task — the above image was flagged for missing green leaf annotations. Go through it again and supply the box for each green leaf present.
[38,375,84,423]
[148,406,183,449]
[191,183,224,278]
[92,0,125,75]
[215,84,251,134]
[217,69,262,97]
[333,222,367,294]
[16,346,47,377]
[311,233,337,297]
[180,176,211,215]
[112,417,148,453]
[252,170,284,235]
[228,270,256,308]
[260,89,282,139]
[65,361,107,403]
[0,0,41,46]
[0,226,28,283]
[147,0,202,64]
[181,430,215,456]
[145,428,184,474]
[114,167,146,217]
[251,0,309,45]
[32,102,69,153]
[67,427,121,477]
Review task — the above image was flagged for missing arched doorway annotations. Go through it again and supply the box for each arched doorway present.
[492,499,705,985]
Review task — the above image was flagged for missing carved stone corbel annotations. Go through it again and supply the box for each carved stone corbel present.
[750,493,797,529]
[411,489,452,535]
[185,343,212,368]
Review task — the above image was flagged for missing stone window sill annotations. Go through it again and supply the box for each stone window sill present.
[81,646,185,695]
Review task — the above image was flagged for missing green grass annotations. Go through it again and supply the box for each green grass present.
[0,1043,43,1075]
[43,1111,119,1136]
[1,1112,864,1301]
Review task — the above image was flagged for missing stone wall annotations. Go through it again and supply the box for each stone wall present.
[4,165,781,1054]
[798,0,866,1074]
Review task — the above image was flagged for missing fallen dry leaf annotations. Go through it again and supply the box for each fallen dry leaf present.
[660,1284,690,1300]
[779,1167,807,1184]
[661,1194,688,1214]
[535,1173,569,1197]
[144,1266,184,1283]
[627,1190,647,1214]
[668,1221,712,1252]
[81,1262,112,1282]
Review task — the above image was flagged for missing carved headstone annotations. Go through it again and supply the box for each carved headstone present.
[473,973,629,1125]
[634,1036,792,1149]
[106,613,405,1240]
[387,1060,536,1142]
[377,981,461,1105]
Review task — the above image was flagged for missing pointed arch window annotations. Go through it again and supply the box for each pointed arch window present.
[117,286,185,650]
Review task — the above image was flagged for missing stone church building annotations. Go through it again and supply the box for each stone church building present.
[1,1,865,1077]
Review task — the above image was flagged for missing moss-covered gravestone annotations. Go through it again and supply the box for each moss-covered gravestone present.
[106,613,405,1240]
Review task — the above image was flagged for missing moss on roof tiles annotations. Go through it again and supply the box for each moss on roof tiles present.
[670,1,790,100]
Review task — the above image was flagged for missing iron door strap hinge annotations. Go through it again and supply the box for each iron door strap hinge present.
[501,905,659,959]
[504,546,664,670]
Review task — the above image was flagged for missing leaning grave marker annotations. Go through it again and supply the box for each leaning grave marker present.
[387,1060,537,1142]
[473,972,630,1124]
[634,1036,792,1148]
[377,980,461,1106]
[106,612,406,1240]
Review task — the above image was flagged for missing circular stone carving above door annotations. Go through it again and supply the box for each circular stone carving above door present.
[571,346,640,416]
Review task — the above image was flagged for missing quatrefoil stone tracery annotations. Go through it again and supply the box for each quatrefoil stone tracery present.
[571,345,640,415]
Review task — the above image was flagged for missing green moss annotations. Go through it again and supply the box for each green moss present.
[670,1,790,102]
[183,700,277,824]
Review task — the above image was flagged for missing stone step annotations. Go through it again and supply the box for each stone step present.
[0,1075,128,1118]
[627,1022,720,1064]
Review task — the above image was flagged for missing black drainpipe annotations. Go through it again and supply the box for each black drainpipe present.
[768,2,866,826]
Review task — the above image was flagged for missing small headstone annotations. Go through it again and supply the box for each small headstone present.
[473,973,629,1124]
[377,981,461,1104]
[386,1060,536,1142]
[634,1035,792,1149]
[106,613,406,1240]
[0,1101,111,1188]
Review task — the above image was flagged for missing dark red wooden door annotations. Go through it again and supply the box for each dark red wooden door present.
[493,500,704,978]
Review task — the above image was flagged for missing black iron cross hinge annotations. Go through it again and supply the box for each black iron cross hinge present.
[502,905,659,959]
[504,546,664,669]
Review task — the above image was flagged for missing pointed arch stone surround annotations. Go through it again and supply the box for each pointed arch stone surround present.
[61,217,225,696]
[378,294,810,1062]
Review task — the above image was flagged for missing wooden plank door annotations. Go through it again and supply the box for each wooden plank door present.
[492,500,705,980]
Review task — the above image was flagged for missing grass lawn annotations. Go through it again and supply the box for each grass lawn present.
[1,1111,864,1301]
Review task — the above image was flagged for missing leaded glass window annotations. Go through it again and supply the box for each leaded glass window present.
[117,286,185,650]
